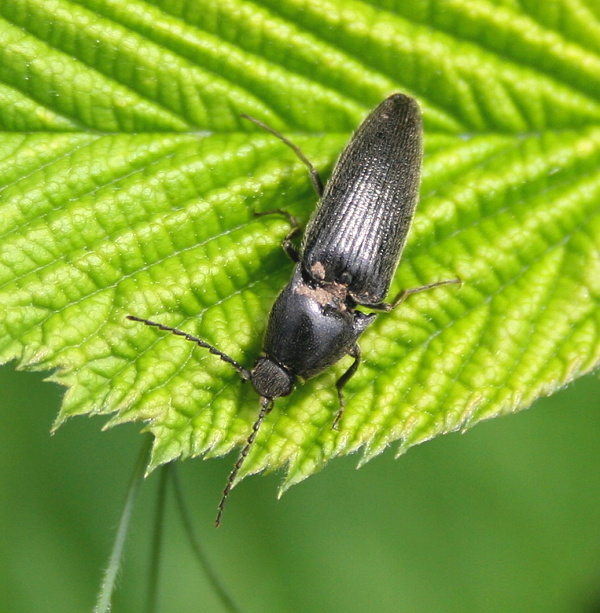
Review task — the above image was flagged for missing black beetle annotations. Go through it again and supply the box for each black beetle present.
[128,94,459,525]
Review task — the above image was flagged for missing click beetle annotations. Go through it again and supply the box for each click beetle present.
[128,93,460,526]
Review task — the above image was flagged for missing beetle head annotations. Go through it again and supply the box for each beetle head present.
[251,356,294,398]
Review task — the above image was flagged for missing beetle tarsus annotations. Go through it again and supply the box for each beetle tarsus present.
[331,344,362,429]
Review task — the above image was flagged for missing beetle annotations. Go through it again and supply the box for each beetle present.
[127,93,460,525]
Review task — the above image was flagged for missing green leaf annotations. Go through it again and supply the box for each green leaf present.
[0,0,598,492]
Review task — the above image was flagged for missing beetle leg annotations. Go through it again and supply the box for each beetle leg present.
[241,113,324,196]
[369,278,462,312]
[255,209,302,262]
[282,227,301,262]
[332,343,361,430]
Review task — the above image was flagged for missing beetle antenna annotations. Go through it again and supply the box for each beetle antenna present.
[215,396,273,527]
[126,315,251,380]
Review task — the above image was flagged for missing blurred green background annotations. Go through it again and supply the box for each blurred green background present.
[1,362,599,613]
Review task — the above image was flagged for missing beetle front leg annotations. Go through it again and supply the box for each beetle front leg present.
[332,343,361,430]
[370,278,462,312]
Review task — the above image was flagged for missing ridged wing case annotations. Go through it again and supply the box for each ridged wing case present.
[301,94,422,305]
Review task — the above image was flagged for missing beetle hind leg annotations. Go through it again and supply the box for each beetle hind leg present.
[241,113,324,196]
